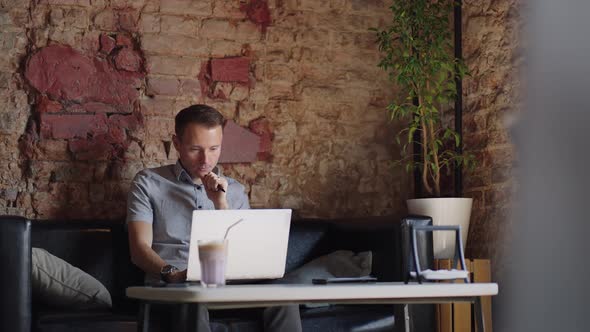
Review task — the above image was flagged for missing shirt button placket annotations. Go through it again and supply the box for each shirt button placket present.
[195,185,203,209]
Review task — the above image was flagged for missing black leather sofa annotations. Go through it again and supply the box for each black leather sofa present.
[0,214,433,332]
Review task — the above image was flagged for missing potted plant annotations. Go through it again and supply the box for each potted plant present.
[373,0,475,258]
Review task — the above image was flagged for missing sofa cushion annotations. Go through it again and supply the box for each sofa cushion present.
[285,221,328,273]
[32,248,112,309]
[276,250,372,309]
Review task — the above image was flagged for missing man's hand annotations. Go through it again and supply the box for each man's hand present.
[164,269,188,283]
[202,172,229,209]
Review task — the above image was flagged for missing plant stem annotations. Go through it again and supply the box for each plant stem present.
[419,96,433,196]
[428,116,441,196]
[425,79,441,196]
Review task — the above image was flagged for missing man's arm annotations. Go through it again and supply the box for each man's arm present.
[128,221,165,275]
[128,221,186,282]
[127,172,186,283]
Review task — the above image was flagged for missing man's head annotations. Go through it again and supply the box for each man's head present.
[173,105,225,180]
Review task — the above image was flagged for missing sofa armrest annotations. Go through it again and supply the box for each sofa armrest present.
[0,215,32,332]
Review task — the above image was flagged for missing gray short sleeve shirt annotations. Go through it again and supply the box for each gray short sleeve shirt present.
[126,160,250,273]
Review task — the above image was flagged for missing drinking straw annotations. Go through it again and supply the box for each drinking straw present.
[224,218,244,239]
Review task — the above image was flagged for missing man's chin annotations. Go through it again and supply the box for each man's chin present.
[195,169,211,179]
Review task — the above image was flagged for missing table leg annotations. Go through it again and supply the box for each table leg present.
[174,303,202,332]
[404,304,410,332]
[137,302,151,332]
[474,297,485,332]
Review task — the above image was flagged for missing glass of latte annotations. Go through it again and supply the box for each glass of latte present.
[198,239,228,287]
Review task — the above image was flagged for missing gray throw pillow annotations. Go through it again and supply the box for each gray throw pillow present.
[281,250,372,284]
[32,247,112,309]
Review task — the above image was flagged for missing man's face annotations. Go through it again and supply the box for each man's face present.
[173,123,223,180]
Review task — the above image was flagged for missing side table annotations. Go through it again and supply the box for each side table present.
[435,259,493,332]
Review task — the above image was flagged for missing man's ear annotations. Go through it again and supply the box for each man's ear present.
[172,134,180,151]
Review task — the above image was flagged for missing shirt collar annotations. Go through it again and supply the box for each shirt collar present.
[173,160,223,183]
[174,160,193,183]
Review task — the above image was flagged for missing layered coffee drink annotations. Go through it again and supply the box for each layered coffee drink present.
[198,239,228,287]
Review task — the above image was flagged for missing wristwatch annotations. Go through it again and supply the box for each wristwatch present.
[160,264,179,282]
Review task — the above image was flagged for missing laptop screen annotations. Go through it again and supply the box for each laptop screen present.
[187,209,292,281]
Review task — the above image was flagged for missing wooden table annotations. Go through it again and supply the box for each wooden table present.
[127,282,498,332]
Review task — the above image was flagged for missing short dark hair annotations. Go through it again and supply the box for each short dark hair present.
[175,104,225,138]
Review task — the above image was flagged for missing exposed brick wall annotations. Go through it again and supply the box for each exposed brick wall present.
[0,0,521,281]
[462,0,522,281]
[0,0,408,219]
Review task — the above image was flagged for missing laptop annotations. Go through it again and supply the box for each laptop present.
[186,209,292,282]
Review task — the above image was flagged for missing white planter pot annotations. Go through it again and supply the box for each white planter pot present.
[407,198,473,259]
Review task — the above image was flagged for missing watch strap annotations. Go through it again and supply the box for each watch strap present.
[160,264,179,282]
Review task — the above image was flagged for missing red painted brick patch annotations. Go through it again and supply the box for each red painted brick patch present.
[40,113,108,140]
[240,0,271,32]
[218,120,261,163]
[211,57,250,83]
[249,116,273,161]
[25,45,143,109]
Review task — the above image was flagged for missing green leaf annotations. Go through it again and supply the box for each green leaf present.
[408,126,417,143]
[374,0,474,189]
[405,163,413,173]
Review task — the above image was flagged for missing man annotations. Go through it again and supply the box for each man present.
[126,104,302,332]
